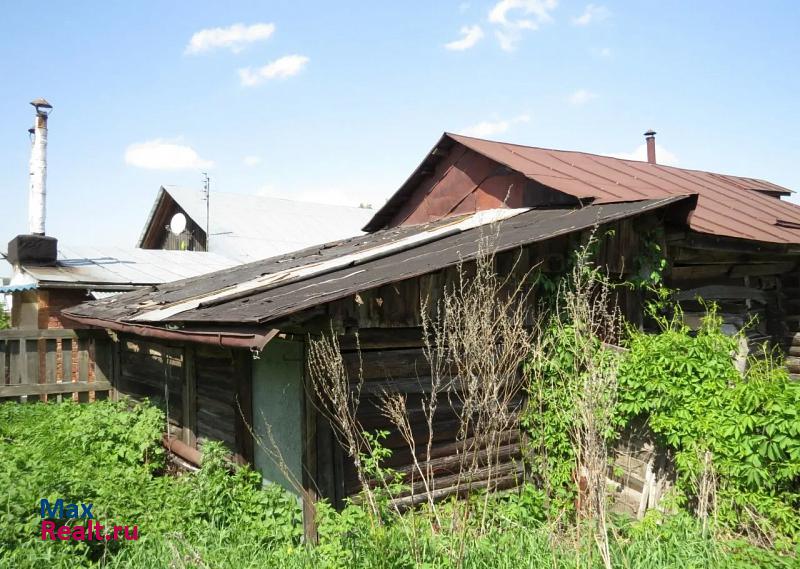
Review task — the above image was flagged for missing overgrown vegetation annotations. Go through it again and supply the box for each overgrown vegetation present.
[1,399,789,567]
[616,306,800,550]
[2,232,799,567]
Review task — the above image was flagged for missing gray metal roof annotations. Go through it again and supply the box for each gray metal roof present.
[66,197,687,329]
[19,245,237,288]
[141,186,376,263]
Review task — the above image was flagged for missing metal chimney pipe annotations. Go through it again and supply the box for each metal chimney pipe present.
[644,129,656,164]
[28,98,52,236]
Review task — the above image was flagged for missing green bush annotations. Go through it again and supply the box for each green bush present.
[616,309,800,545]
[0,399,302,567]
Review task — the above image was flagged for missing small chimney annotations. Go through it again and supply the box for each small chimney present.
[28,98,52,235]
[7,98,57,267]
[644,129,657,164]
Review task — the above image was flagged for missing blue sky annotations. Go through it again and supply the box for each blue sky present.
[1,0,799,264]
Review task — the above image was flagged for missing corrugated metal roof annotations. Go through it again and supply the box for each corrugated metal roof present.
[143,187,376,263]
[366,133,800,244]
[0,282,37,293]
[22,246,237,287]
[65,197,686,328]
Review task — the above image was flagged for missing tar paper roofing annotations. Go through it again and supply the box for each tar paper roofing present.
[140,186,376,263]
[365,133,800,244]
[66,197,685,331]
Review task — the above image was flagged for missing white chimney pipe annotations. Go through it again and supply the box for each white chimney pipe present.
[28,98,52,236]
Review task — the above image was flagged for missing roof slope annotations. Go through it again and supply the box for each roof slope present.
[366,133,799,244]
[13,246,236,289]
[66,197,685,329]
[140,187,375,263]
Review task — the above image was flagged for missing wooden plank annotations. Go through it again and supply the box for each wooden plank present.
[302,341,319,545]
[233,349,254,463]
[45,339,57,387]
[78,338,90,402]
[182,346,197,448]
[0,328,78,340]
[0,339,6,385]
[62,338,73,385]
[21,339,32,385]
[0,380,112,397]
[674,285,768,304]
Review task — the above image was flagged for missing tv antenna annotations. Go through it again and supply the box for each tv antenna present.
[202,172,210,251]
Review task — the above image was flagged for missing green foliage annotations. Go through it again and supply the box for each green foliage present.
[0,399,302,567]
[0,305,10,329]
[616,307,800,545]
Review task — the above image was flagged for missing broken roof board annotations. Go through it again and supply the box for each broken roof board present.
[139,186,376,263]
[19,246,237,287]
[66,196,687,328]
[365,133,800,244]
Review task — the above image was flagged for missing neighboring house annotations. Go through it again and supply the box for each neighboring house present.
[137,186,375,263]
[0,245,235,330]
[64,131,800,523]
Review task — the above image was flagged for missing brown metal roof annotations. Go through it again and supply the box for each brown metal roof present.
[365,133,799,244]
[65,197,685,332]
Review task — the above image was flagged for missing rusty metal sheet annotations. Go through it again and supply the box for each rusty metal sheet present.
[365,133,799,244]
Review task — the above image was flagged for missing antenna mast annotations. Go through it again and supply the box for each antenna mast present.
[202,172,210,251]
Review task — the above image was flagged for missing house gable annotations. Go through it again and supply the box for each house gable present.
[138,188,207,252]
[365,135,577,231]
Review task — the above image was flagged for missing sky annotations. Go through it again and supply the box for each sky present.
[1,0,799,273]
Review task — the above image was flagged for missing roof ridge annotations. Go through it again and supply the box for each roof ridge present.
[445,132,788,186]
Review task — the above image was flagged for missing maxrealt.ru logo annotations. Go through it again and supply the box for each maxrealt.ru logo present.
[39,499,139,541]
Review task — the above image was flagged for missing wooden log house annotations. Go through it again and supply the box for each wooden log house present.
[63,132,800,519]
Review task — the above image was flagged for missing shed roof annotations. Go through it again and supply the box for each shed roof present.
[65,196,686,333]
[364,133,800,244]
[139,186,376,263]
[9,246,237,290]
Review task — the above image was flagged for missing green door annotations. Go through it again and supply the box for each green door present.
[252,338,304,494]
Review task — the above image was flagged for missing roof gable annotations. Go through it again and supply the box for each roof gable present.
[139,186,376,263]
[365,133,800,244]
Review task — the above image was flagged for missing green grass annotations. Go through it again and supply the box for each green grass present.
[0,400,794,568]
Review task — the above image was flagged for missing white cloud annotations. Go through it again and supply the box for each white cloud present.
[185,23,275,55]
[243,155,261,166]
[610,144,680,166]
[591,46,612,58]
[460,113,530,138]
[488,0,558,51]
[568,89,597,105]
[239,54,310,86]
[445,25,484,51]
[572,4,610,26]
[125,139,214,170]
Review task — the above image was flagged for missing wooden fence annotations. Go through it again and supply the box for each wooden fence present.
[0,329,113,402]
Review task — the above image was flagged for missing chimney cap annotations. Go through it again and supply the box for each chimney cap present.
[644,129,656,137]
[30,98,52,115]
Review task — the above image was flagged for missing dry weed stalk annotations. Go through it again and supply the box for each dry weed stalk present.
[527,233,621,569]
[695,449,717,537]
[406,232,536,533]
[306,331,387,519]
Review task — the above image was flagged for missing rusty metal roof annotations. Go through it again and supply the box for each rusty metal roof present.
[365,133,799,244]
[65,197,685,331]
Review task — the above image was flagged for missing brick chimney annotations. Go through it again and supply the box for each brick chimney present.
[644,130,656,164]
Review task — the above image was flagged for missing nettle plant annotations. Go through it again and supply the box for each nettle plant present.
[616,305,800,543]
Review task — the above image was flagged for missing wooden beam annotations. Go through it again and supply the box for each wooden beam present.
[0,380,112,397]
[182,346,198,448]
[233,349,254,464]
[302,339,319,544]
